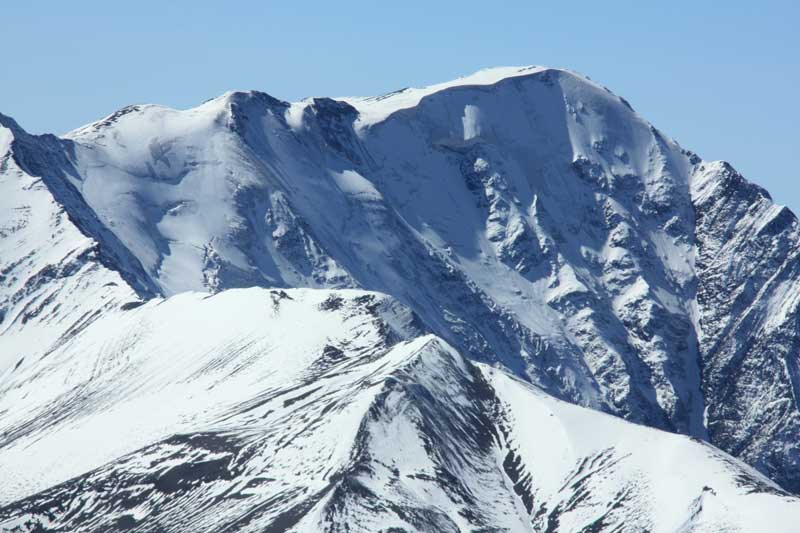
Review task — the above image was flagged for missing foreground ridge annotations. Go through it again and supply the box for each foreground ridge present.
[1,288,798,532]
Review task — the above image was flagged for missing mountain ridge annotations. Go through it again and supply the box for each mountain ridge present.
[3,65,800,528]
[2,287,798,532]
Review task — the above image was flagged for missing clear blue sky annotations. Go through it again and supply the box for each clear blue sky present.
[2,1,798,210]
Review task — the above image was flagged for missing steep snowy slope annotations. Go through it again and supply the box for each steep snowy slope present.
[1,287,798,532]
[0,288,421,505]
[692,161,800,494]
[0,114,146,379]
[485,365,798,533]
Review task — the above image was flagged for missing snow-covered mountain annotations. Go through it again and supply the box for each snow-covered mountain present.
[2,66,800,530]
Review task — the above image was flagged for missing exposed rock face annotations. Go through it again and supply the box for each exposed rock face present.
[692,161,800,492]
[2,66,800,526]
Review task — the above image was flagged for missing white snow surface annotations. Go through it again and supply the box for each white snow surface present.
[1,287,798,532]
[341,66,549,130]
[0,122,138,378]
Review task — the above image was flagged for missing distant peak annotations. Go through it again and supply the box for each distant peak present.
[59,66,603,140]
[65,104,158,139]
[425,65,549,88]
[343,65,553,105]
[339,65,603,130]
[204,89,288,112]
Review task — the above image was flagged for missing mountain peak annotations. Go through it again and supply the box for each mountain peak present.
[5,66,800,528]
[0,113,32,153]
[340,65,566,128]
[61,66,620,143]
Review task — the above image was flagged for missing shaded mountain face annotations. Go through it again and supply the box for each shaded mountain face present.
[1,66,800,528]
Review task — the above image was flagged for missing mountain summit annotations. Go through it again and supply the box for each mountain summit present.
[2,67,800,531]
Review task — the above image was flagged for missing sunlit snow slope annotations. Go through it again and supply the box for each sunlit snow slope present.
[0,114,147,379]
[1,288,798,532]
